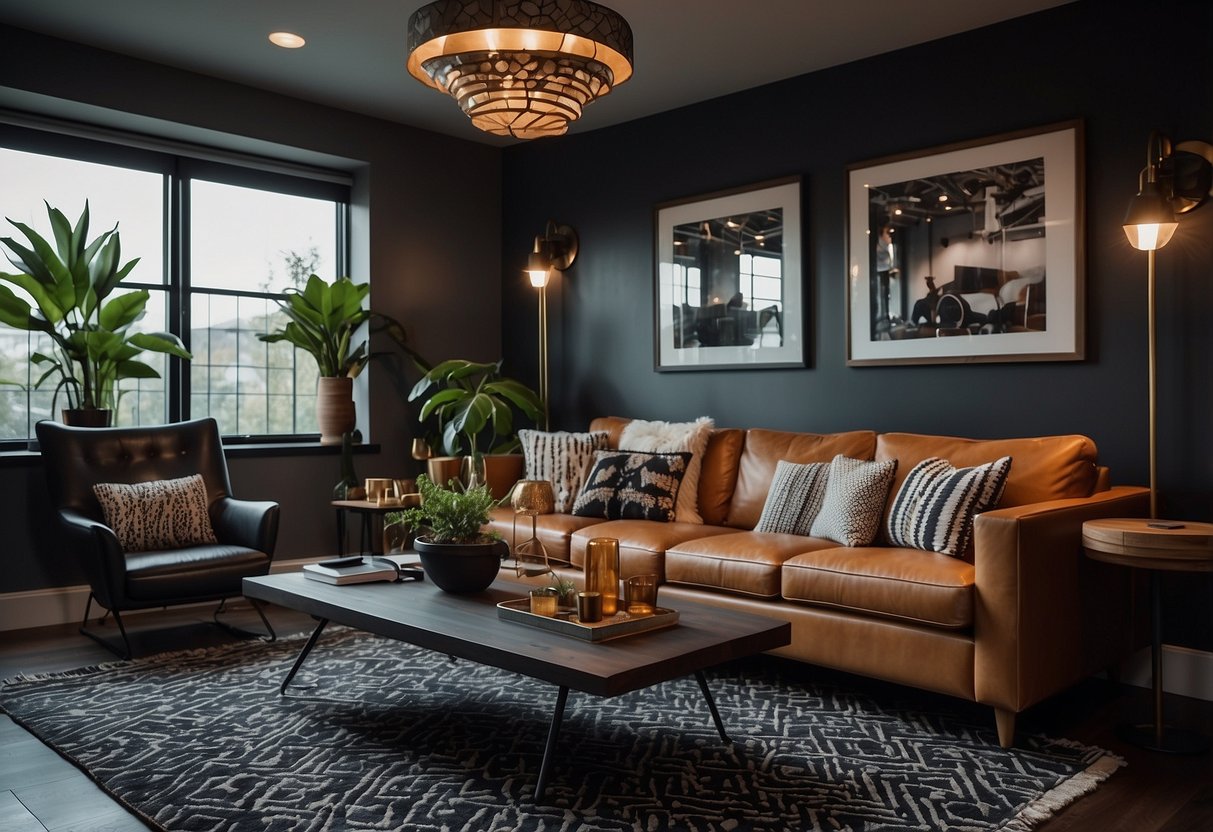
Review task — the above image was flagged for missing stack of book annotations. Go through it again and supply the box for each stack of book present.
[302,554,423,585]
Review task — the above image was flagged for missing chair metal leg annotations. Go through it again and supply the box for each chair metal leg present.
[79,593,133,660]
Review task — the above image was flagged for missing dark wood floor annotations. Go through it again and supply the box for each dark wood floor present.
[1,603,1210,831]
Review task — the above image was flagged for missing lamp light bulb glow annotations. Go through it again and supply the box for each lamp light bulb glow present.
[268,32,306,48]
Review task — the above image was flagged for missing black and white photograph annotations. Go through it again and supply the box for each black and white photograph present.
[847,123,1083,365]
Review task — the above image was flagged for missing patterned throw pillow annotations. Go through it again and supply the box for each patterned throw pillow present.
[886,456,1013,557]
[571,450,692,523]
[618,416,714,524]
[519,429,610,513]
[92,474,218,553]
[754,460,831,535]
[809,455,898,547]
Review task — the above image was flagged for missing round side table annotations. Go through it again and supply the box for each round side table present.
[1082,517,1213,754]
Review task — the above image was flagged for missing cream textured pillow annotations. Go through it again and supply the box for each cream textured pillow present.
[617,416,714,524]
[92,474,218,553]
[809,455,898,547]
[518,429,610,513]
[754,460,831,535]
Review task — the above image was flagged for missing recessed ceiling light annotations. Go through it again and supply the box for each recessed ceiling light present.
[269,32,306,49]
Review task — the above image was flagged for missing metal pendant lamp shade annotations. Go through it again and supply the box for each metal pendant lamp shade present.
[406,0,634,139]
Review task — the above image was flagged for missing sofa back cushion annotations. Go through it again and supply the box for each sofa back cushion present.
[875,433,1098,512]
[590,417,744,526]
[726,429,878,529]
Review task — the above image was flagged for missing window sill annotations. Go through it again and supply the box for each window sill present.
[0,441,382,468]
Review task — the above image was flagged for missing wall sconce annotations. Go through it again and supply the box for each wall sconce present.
[525,221,578,430]
[1121,132,1213,519]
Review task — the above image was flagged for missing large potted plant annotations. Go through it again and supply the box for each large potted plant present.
[258,273,421,444]
[408,359,541,497]
[0,201,191,426]
[396,473,507,593]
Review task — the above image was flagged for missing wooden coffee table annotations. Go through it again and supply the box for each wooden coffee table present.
[243,573,791,799]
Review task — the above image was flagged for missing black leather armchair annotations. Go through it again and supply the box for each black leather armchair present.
[36,417,279,658]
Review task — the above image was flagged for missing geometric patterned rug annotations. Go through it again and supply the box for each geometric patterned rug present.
[1,627,1121,832]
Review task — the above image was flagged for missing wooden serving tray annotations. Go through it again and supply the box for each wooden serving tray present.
[496,599,679,642]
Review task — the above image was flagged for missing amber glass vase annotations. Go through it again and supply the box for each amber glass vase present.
[585,537,620,616]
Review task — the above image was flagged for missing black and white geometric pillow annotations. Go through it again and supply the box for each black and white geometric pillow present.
[92,474,218,552]
[519,429,611,513]
[886,456,1013,557]
[571,450,692,523]
[754,460,831,535]
[809,455,898,547]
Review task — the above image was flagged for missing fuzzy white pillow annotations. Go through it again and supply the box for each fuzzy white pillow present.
[617,416,714,524]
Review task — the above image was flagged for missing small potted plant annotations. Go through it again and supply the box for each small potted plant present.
[0,201,191,426]
[258,274,423,444]
[408,358,541,496]
[396,474,508,593]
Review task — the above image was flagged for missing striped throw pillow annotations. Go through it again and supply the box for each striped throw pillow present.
[92,474,217,553]
[809,455,898,547]
[886,456,1013,557]
[518,429,610,513]
[754,460,831,535]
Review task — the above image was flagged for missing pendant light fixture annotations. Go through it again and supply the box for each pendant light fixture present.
[406,0,633,140]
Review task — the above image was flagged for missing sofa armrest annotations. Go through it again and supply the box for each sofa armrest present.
[973,485,1149,713]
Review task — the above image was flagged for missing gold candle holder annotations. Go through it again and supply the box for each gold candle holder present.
[585,537,620,616]
[624,574,658,616]
[529,589,558,617]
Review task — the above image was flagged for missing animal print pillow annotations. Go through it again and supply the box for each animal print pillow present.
[93,474,218,552]
[571,450,691,523]
[519,429,611,513]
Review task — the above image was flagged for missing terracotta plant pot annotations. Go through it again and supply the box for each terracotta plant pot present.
[483,453,524,500]
[415,536,508,593]
[316,376,355,445]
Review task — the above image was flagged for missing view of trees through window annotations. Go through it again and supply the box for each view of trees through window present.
[0,129,349,445]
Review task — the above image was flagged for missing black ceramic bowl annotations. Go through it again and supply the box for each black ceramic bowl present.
[414,537,507,593]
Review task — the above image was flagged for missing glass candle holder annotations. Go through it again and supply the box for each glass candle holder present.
[575,591,603,623]
[585,537,620,616]
[624,574,658,615]
[529,589,558,617]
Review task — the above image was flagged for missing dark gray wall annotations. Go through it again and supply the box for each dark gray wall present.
[0,26,503,593]
[501,0,1213,649]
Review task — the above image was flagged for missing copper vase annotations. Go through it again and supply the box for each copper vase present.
[585,537,620,616]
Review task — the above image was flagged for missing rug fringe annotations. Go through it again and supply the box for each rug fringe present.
[997,751,1126,831]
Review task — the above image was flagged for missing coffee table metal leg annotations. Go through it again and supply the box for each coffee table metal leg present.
[534,685,569,801]
[695,670,731,743]
[279,617,329,695]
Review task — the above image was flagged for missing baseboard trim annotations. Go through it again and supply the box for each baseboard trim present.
[0,558,315,633]
[1121,644,1213,702]
[4,576,1211,703]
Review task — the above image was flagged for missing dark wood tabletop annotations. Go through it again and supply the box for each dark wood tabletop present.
[244,572,790,698]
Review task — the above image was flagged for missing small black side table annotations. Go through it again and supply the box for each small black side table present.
[332,500,400,557]
[1082,517,1213,754]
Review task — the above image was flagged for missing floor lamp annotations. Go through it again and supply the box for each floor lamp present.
[1121,131,1213,518]
[526,221,579,431]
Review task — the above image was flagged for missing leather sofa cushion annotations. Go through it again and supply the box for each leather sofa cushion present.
[666,532,838,598]
[727,429,878,529]
[569,520,736,581]
[590,417,745,527]
[125,544,270,601]
[485,506,604,564]
[782,547,975,629]
[876,432,1098,512]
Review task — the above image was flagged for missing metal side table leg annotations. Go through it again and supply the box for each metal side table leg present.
[534,685,569,801]
[279,618,329,695]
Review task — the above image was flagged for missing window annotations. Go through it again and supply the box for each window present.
[0,124,350,446]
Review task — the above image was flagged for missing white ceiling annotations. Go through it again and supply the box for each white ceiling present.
[0,0,1072,146]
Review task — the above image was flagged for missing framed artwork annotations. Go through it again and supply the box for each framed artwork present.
[654,176,803,371]
[846,121,1084,366]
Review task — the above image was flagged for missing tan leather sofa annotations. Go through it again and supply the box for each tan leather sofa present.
[486,416,1149,746]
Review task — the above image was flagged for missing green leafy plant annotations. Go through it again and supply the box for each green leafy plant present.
[548,574,578,606]
[257,274,422,378]
[0,201,191,413]
[394,473,499,544]
[408,358,542,456]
